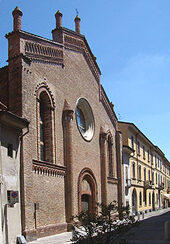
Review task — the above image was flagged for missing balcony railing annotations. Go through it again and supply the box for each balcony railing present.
[144,180,153,189]
[158,182,164,191]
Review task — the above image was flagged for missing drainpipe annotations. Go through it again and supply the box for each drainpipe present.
[19,125,29,140]
[19,124,29,235]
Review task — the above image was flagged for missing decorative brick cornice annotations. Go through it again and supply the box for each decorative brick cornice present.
[100,85,117,128]
[25,41,63,66]
[32,159,66,177]
[6,30,64,66]
[64,35,84,51]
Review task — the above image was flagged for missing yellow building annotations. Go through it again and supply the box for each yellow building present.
[118,122,170,215]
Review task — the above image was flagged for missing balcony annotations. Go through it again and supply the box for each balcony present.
[125,179,131,188]
[144,180,153,189]
[158,182,164,191]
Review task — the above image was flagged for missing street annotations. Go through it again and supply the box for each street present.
[28,208,170,244]
[124,208,170,244]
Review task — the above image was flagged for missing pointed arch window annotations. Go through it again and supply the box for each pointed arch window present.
[36,87,55,163]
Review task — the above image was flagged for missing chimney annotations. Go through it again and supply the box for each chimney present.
[74,15,81,34]
[12,6,23,31]
[55,10,62,28]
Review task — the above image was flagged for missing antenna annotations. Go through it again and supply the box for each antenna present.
[76,8,79,16]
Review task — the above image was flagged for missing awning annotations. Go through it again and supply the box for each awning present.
[163,194,170,200]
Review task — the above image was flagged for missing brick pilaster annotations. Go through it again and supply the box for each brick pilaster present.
[100,127,108,205]
[62,100,74,225]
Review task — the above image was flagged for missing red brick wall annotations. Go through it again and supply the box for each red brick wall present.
[5,26,120,241]
[0,66,8,106]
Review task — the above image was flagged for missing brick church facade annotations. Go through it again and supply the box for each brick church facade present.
[0,7,123,242]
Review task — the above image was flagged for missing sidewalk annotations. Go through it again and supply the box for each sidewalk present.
[28,232,72,244]
[28,208,170,244]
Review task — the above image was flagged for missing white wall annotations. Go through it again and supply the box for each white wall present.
[123,153,132,211]
[0,124,22,244]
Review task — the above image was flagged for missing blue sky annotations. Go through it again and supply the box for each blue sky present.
[0,0,170,159]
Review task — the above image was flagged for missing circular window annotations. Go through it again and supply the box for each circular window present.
[76,98,95,141]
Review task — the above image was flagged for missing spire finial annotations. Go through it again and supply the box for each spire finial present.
[76,8,79,16]
[12,6,23,31]
[74,10,81,34]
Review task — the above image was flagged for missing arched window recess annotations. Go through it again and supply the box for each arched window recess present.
[36,86,56,164]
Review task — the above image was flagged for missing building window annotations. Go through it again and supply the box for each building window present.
[137,141,140,155]
[39,101,45,161]
[132,162,135,179]
[155,155,157,168]
[144,191,147,206]
[148,170,150,181]
[147,150,150,162]
[7,144,13,158]
[138,165,141,180]
[131,136,134,149]
[37,87,55,163]
[76,98,94,141]
[149,192,151,205]
[144,168,146,182]
[143,146,145,159]
[151,153,153,163]
[125,166,128,181]
[76,107,86,134]
[156,173,157,184]
[139,191,142,206]
[152,172,154,184]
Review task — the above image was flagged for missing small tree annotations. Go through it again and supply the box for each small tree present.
[71,202,139,244]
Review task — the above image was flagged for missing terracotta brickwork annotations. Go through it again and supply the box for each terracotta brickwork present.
[0,8,123,242]
[0,66,8,107]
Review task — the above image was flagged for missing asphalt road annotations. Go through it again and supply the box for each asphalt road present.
[124,209,170,244]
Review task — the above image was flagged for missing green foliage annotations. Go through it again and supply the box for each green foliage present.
[71,201,139,244]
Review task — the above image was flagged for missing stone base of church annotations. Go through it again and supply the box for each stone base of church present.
[23,222,67,242]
